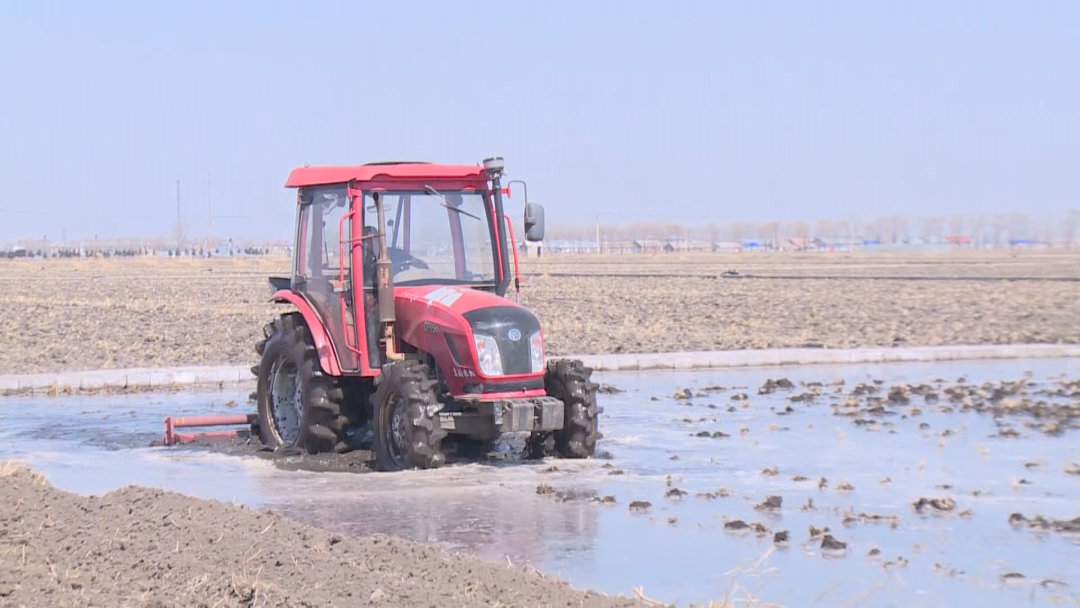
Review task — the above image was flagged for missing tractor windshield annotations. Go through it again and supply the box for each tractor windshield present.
[361,190,497,286]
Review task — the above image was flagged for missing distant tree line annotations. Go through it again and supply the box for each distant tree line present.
[0,244,287,260]
[545,209,1080,250]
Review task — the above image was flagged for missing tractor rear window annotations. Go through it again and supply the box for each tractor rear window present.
[362,191,496,286]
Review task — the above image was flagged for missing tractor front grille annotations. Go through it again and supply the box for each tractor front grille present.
[463,305,541,376]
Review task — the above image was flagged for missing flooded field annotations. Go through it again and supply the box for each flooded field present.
[2,357,1079,606]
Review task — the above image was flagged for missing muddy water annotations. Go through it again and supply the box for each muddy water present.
[2,357,1079,606]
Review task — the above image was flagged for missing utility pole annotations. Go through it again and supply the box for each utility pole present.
[595,215,601,254]
[207,171,212,251]
[175,179,182,250]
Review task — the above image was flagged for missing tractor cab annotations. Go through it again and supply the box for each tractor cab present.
[240,157,598,472]
[277,158,544,377]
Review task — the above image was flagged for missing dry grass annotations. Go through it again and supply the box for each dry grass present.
[1,252,1079,375]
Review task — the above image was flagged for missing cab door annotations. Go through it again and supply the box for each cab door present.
[296,184,361,372]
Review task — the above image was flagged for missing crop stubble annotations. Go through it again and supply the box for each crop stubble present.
[0,253,1078,375]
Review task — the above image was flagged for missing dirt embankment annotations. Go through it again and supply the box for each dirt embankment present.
[0,462,638,608]
[1,254,1079,375]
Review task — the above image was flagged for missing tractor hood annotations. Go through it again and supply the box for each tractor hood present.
[394,285,525,316]
[393,285,543,377]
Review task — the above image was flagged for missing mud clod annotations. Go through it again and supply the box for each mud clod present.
[629,501,652,512]
[773,530,790,544]
[932,563,965,578]
[696,488,732,500]
[1008,513,1080,533]
[754,495,783,511]
[664,487,688,500]
[759,378,794,394]
[762,466,779,476]
[724,520,750,531]
[820,534,847,552]
[1041,579,1068,590]
[913,497,956,513]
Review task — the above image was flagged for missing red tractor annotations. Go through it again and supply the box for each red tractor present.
[251,157,601,471]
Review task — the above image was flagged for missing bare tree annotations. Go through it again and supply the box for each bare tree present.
[947,215,965,239]
[758,221,780,249]
[1064,210,1079,249]
[705,222,720,246]
[791,221,810,249]
[920,216,944,243]
[970,214,987,249]
[728,222,750,244]
[173,218,189,250]
[1005,212,1029,244]
[813,219,834,241]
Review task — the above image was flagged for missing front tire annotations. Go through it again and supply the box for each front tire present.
[254,313,350,454]
[543,359,602,459]
[371,360,447,471]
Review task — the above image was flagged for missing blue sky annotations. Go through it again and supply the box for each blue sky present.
[1,0,1077,242]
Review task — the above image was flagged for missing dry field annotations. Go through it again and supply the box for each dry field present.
[1,251,1078,375]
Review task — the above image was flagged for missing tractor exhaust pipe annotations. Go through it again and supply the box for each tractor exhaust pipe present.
[372,192,403,361]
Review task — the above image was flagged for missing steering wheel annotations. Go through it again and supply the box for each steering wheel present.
[387,247,429,273]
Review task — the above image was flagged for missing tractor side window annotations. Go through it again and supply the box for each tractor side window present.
[293,205,309,278]
[303,186,350,279]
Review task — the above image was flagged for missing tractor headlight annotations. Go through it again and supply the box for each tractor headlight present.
[473,333,503,376]
[529,331,544,373]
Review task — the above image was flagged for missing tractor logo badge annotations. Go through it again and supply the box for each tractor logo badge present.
[507,328,521,342]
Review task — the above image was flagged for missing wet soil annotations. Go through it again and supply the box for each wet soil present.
[4,359,1080,605]
[0,462,639,608]
[175,433,547,475]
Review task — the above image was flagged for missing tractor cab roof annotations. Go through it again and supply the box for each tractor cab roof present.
[284,161,488,189]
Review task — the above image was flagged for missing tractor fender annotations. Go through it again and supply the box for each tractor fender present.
[269,289,342,376]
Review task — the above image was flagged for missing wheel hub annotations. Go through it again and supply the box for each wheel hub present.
[268,358,302,444]
[387,396,410,465]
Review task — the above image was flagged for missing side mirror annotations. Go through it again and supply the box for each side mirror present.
[523,202,545,242]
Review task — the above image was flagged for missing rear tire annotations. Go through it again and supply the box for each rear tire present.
[370,360,447,471]
[254,313,350,454]
[543,359,602,459]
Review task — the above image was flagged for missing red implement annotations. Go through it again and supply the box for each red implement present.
[163,414,257,446]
